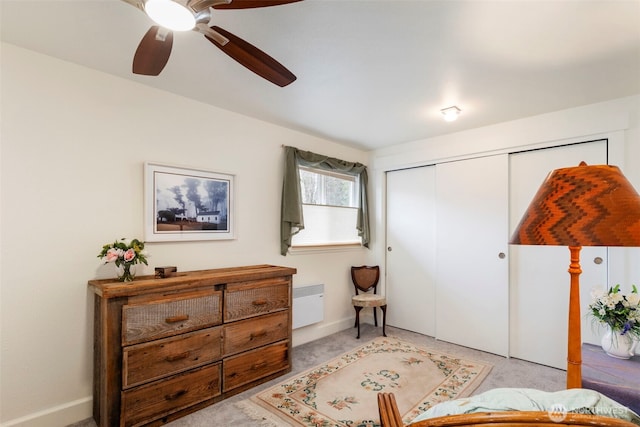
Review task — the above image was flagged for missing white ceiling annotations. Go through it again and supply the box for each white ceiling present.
[2,0,639,150]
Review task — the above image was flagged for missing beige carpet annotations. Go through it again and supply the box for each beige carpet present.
[238,336,492,427]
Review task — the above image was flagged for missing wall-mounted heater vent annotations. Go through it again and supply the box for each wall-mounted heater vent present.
[292,284,324,329]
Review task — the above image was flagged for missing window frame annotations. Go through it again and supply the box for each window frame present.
[298,165,360,208]
[280,146,370,256]
[292,166,362,249]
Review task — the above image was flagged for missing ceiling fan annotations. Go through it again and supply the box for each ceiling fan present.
[121,0,300,87]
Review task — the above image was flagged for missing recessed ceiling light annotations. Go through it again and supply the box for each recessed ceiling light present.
[145,0,196,31]
[441,106,461,122]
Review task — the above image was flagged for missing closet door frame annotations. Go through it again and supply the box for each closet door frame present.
[381,132,627,356]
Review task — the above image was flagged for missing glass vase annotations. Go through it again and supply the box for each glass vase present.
[116,263,136,282]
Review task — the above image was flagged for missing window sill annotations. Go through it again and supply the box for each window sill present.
[288,242,364,255]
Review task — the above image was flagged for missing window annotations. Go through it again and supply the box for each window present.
[291,167,361,247]
[281,146,370,256]
[299,167,358,207]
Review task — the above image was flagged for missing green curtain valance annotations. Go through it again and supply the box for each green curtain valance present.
[280,146,370,255]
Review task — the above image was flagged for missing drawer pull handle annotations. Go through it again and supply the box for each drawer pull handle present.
[252,361,267,370]
[166,351,191,362]
[252,299,268,306]
[250,330,268,340]
[165,389,187,401]
[165,314,189,323]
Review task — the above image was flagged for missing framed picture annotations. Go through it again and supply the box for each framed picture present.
[144,162,235,242]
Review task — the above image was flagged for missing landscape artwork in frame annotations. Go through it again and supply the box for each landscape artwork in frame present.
[144,162,235,242]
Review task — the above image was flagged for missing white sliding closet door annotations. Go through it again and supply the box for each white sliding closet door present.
[436,155,509,356]
[509,140,608,369]
[386,166,436,336]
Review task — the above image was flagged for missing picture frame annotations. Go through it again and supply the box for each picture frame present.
[144,162,235,242]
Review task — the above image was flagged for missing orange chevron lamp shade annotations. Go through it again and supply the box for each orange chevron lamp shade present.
[510,162,640,247]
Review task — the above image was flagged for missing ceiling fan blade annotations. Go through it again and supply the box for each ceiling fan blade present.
[119,0,145,13]
[212,0,302,10]
[205,26,296,87]
[133,26,174,76]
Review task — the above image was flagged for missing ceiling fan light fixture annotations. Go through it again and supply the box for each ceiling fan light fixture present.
[441,106,461,122]
[145,0,196,31]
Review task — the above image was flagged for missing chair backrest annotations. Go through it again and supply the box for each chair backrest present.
[351,265,380,295]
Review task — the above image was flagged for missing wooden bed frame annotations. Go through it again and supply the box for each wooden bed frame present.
[377,392,637,427]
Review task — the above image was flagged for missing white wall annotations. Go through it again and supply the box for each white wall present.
[0,44,373,426]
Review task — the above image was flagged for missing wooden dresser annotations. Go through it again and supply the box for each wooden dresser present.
[88,264,296,427]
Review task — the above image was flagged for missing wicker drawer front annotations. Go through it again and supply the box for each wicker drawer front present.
[121,363,221,427]
[223,311,288,356]
[224,279,290,322]
[123,327,222,389]
[223,341,289,392]
[123,290,222,345]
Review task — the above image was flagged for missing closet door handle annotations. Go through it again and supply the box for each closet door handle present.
[387,246,392,252]
[594,257,603,265]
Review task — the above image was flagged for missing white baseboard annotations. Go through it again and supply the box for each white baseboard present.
[292,317,353,347]
[291,310,385,347]
[1,396,92,427]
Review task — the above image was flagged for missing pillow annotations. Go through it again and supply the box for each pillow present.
[411,388,640,424]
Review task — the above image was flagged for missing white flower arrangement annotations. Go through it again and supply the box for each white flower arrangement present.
[588,284,640,339]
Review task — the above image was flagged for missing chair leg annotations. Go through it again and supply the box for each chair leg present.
[354,306,363,339]
[373,307,378,327]
[381,305,387,337]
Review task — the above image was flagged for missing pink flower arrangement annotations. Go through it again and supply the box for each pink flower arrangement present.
[98,238,149,268]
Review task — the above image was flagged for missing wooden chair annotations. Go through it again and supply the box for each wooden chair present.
[351,265,386,339]
[377,392,637,427]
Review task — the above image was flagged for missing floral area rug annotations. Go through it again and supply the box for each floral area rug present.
[237,336,492,427]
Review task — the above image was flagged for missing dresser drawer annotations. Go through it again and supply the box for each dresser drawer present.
[123,327,222,389]
[224,278,290,322]
[122,289,222,345]
[223,341,289,392]
[223,311,288,356]
[121,363,221,427]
